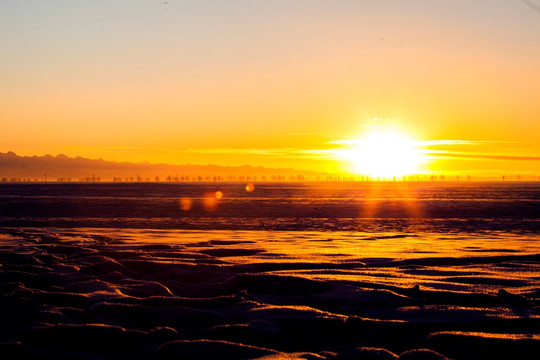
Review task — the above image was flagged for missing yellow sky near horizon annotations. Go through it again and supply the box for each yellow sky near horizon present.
[1,0,540,176]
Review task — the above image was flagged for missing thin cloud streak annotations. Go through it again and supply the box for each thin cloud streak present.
[71,142,540,164]
[329,139,512,147]
[428,151,540,162]
[70,146,334,161]
[181,147,333,160]
[420,140,512,146]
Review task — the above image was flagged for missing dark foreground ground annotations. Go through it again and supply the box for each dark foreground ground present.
[1,226,538,360]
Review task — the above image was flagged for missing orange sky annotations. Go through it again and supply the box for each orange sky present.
[1,1,539,177]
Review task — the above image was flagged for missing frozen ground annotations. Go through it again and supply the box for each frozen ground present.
[1,227,538,359]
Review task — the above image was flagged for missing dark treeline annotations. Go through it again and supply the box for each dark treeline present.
[2,174,539,183]
[2,152,539,183]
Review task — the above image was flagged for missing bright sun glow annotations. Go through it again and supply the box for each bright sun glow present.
[344,131,424,178]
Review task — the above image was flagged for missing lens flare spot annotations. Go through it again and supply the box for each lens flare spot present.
[203,193,219,211]
[179,198,192,211]
[215,191,223,199]
[245,183,255,193]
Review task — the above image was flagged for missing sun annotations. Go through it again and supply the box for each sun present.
[347,131,424,179]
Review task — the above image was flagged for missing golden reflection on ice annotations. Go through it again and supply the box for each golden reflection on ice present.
[77,228,540,296]
[432,331,540,341]
[253,304,348,319]
[358,182,424,219]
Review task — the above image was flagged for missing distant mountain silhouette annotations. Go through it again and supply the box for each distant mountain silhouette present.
[0,152,329,182]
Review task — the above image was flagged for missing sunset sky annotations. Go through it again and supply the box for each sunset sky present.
[1,0,539,177]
